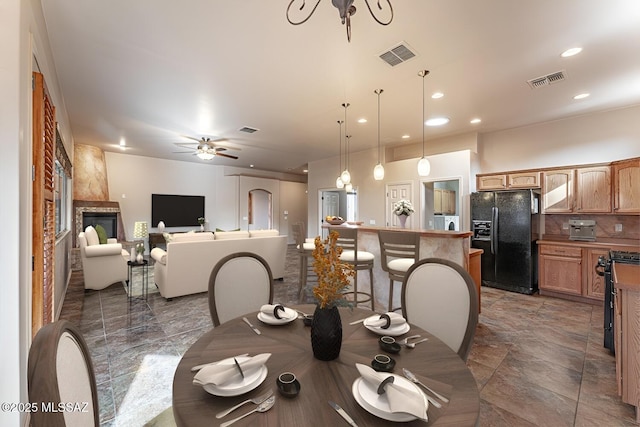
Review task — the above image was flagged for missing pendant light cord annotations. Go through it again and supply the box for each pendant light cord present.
[419,70,429,158]
[375,89,383,163]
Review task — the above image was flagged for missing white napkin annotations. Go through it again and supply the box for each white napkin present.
[260,304,290,319]
[367,312,406,329]
[193,353,271,386]
[356,363,428,420]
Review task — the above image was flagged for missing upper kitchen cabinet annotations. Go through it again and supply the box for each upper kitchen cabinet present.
[575,166,612,213]
[542,169,574,213]
[612,158,640,214]
[477,171,541,191]
[434,188,456,215]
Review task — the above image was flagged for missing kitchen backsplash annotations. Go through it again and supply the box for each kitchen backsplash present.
[544,214,639,241]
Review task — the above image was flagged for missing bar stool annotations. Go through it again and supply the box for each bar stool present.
[292,222,315,302]
[335,227,375,310]
[378,230,420,312]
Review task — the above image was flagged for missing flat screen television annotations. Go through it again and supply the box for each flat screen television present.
[151,194,205,227]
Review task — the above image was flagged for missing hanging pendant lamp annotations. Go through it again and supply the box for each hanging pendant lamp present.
[340,103,351,185]
[336,120,345,189]
[417,70,431,176]
[373,88,385,180]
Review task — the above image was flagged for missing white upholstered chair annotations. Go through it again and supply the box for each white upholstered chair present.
[208,252,274,326]
[78,225,129,290]
[401,258,479,361]
[28,320,100,427]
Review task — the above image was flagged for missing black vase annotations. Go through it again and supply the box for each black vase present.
[311,305,342,361]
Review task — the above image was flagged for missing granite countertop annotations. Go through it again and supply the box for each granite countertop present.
[323,223,472,238]
[537,234,640,249]
[613,263,640,292]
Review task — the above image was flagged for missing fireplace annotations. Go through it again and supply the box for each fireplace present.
[73,200,126,247]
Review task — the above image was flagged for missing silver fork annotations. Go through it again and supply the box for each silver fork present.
[215,389,274,419]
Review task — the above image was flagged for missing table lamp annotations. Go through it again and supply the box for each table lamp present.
[133,221,149,252]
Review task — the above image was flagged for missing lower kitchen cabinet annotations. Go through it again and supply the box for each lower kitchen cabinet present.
[539,244,583,296]
[585,247,609,300]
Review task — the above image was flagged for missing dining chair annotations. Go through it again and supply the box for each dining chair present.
[335,227,375,310]
[292,222,316,302]
[28,319,100,427]
[208,252,274,326]
[377,229,420,311]
[401,258,479,361]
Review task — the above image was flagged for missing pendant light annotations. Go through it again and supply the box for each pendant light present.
[417,70,431,176]
[373,88,385,180]
[344,134,353,192]
[336,120,345,188]
[340,103,351,185]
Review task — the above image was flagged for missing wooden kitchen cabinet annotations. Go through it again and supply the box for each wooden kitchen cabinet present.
[585,247,609,300]
[539,244,582,296]
[508,171,541,188]
[477,171,541,191]
[542,169,574,213]
[575,166,612,213]
[477,174,507,190]
[612,158,640,214]
[434,189,456,214]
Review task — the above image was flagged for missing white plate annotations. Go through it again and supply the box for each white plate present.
[363,316,410,336]
[257,307,297,325]
[201,357,268,397]
[351,375,427,422]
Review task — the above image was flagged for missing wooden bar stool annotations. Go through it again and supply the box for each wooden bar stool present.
[377,230,420,312]
[292,222,315,302]
[335,227,375,310]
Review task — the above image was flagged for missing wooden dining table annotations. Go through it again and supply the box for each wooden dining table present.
[172,305,480,426]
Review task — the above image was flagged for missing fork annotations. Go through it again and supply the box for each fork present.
[215,389,274,419]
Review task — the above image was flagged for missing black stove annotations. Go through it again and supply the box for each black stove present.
[596,250,640,353]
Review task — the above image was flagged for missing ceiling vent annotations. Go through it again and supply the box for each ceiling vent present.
[238,126,259,134]
[527,70,566,89]
[378,42,417,67]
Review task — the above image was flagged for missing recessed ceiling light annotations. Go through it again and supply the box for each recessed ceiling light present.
[431,92,444,99]
[470,118,482,124]
[402,134,410,139]
[358,118,367,123]
[250,164,255,168]
[426,117,450,126]
[303,169,308,173]
[561,47,582,58]
[573,93,590,100]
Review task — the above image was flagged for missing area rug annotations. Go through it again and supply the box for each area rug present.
[124,263,158,297]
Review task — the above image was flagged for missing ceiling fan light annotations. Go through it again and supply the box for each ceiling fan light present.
[373,163,385,180]
[197,151,215,160]
[341,169,351,185]
[417,157,431,176]
[336,176,345,189]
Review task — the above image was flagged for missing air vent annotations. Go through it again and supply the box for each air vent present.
[238,126,259,134]
[527,70,566,89]
[378,42,417,67]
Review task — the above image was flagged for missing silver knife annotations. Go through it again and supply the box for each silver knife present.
[242,317,261,335]
[328,401,358,427]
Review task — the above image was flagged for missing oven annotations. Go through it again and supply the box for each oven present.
[596,250,640,353]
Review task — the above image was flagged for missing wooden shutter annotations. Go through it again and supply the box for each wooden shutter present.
[32,72,56,335]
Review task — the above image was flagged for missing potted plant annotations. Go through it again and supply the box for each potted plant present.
[310,230,354,360]
[393,199,414,228]
[197,217,205,232]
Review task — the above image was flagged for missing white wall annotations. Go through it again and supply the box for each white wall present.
[479,105,640,172]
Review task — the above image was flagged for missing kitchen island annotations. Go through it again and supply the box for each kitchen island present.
[323,224,475,311]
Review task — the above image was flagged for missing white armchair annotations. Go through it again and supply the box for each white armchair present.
[78,226,130,290]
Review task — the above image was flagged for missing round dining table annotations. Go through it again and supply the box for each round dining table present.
[172,305,480,426]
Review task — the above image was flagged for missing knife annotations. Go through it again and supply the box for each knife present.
[328,401,358,427]
[242,317,261,335]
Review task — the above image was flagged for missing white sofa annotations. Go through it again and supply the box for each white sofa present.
[150,230,287,299]
[78,226,130,290]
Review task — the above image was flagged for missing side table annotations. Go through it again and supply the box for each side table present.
[127,258,148,300]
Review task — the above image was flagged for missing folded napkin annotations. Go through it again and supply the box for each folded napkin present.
[367,312,406,329]
[356,363,428,420]
[260,304,289,319]
[193,353,271,386]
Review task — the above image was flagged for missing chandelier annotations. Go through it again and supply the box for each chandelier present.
[286,0,394,42]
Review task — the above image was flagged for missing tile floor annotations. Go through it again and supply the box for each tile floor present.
[58,246,638,426]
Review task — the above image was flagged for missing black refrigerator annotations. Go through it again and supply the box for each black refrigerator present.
[470,190,539,294]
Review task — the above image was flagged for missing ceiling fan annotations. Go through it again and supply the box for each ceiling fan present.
[173,136,240,160]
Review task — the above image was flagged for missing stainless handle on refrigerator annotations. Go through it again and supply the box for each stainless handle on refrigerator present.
[491,207,498,255]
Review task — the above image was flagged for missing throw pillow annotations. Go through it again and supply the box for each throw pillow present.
[94,224,108,244]
[163,232,173,243]
[215,227,241,232]
[84,225,100,246]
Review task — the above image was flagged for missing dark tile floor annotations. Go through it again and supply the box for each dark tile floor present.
[59,245,638,426]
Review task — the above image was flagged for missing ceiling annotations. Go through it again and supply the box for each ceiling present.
[40,1,640,175]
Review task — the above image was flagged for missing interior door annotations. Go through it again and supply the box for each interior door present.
[386,183,412,228]
[321,191,340,238]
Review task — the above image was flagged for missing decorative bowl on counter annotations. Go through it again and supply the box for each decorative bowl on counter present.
[326,219,346,225]
[347,221,364,225]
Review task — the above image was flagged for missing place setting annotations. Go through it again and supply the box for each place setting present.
[351,311,412,337]
[256,303,298,325]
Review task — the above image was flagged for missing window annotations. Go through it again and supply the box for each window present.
[54,160,69,237]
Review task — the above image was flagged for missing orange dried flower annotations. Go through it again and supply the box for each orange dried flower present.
[312,230,355,309]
